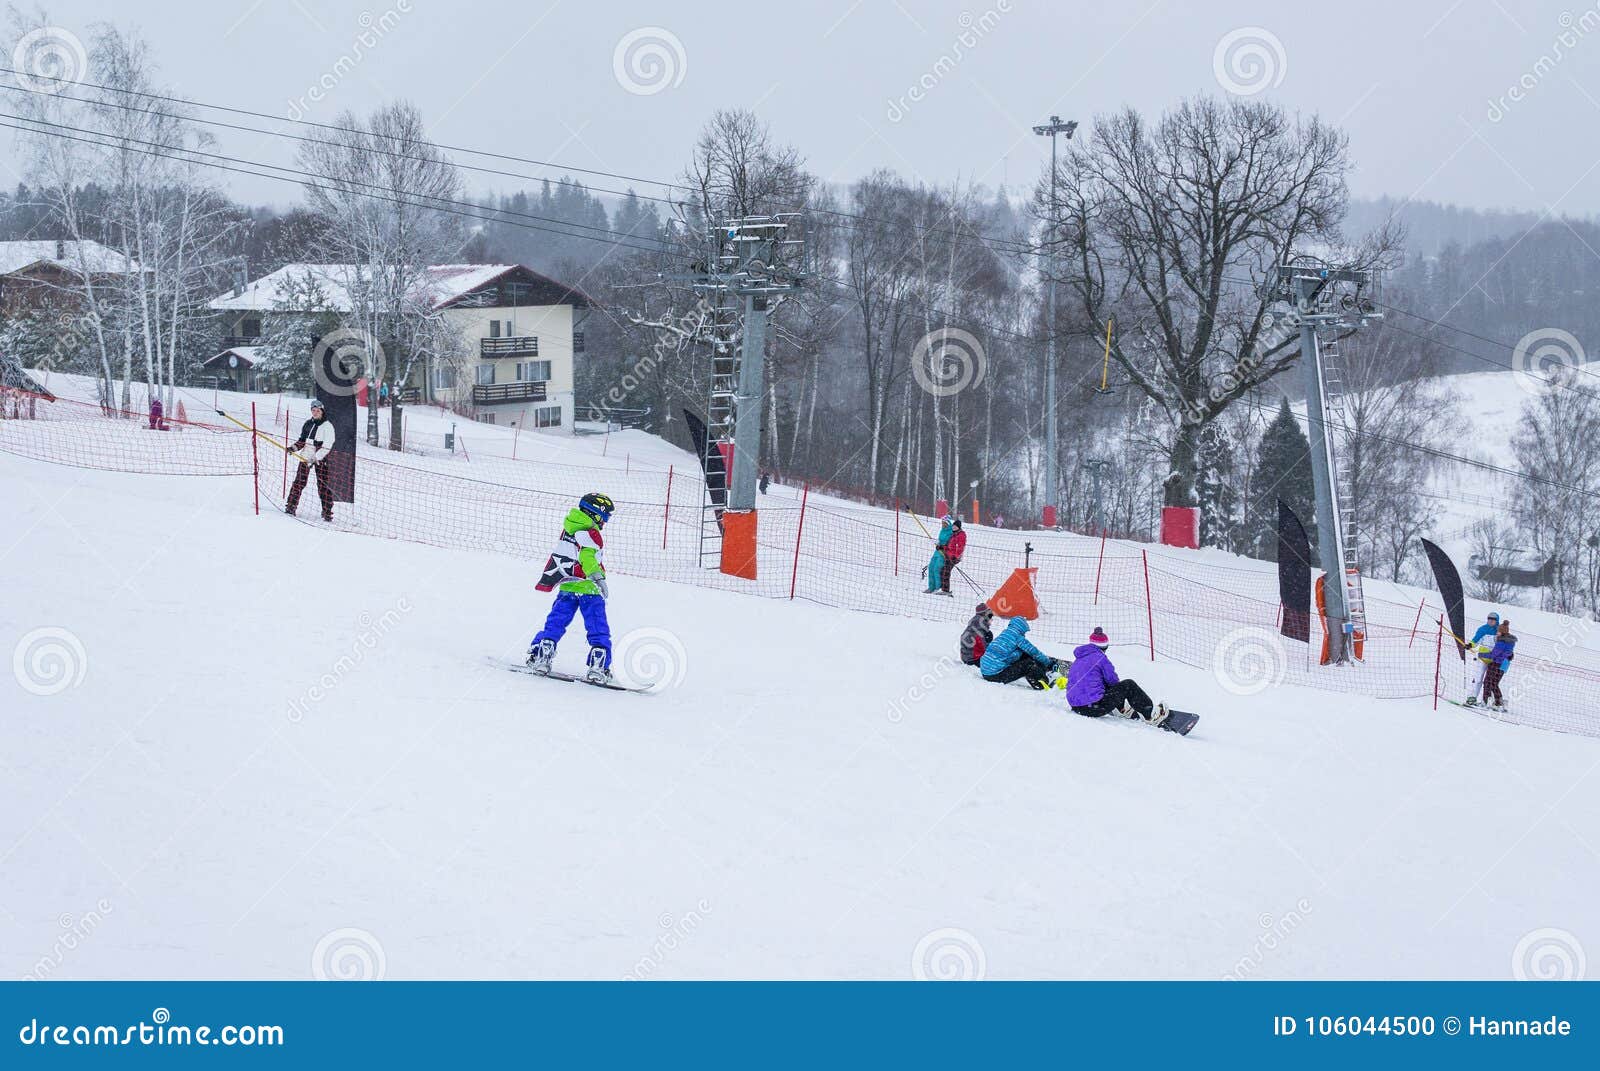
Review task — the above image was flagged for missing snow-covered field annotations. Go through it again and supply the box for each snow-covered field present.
[3,446,1598,980]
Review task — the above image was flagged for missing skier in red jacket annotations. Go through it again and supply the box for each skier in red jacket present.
[937,518,967,594]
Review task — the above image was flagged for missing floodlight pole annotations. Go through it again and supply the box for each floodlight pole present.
[1033,115,1077,529]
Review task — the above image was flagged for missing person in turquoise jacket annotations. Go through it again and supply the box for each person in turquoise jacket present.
[978,617,1061,689]
[925,515,955,595]
[529,492,615,682]
[1463,611,1500,706]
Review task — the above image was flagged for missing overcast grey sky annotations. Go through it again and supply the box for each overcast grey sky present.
[11,0,1600,217]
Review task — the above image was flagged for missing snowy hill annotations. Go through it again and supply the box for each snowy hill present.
[4,437,1599,979]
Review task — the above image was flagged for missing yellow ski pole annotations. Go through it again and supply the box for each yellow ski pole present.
[210,406,310,464]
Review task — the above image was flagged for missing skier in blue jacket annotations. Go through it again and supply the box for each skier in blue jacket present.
[925,516,956,595]
[978,617,1063,689]
[1463,611,1500,706]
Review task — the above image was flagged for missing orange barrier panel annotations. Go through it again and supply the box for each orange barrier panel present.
[720,509,758,580]
[990,567,1039,619]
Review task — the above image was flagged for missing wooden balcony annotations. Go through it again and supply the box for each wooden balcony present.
[480,336,539,358]
[472,381,547,405]
[219,334,262,349]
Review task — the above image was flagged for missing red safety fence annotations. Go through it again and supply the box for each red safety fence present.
[5,384,1599,739]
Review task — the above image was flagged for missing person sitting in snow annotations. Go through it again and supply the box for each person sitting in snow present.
[1462,610,1500,707]
[959,602,995,666]
[925,515,958,596]
[1479,619,1517,712]
[1065,627,1167,724]
[979,616,1064,689]
[528,492,616,683]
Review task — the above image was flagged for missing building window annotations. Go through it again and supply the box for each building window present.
[489,320,501,338]
[532,405,562,428]
[516,360,551,383]
[431,366,457,390]
[475,364,495,385]
[242,317,262,338]
[573,331,585,353]
[477,413,497,425]
[504,319,514,337]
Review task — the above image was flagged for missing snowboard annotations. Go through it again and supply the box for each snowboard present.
[487,655,650,694]
[1157,708,1200,736]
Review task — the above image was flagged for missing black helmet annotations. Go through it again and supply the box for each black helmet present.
[579,492,615,523]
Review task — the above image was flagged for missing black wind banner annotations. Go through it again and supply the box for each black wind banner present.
[682,409,726,510]
[1277,500,1313,644]
[1421,538,1467,659]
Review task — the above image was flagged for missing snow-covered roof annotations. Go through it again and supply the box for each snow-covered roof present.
[206,263,568,313]
[0,239,142,276]
[203,346,263,368]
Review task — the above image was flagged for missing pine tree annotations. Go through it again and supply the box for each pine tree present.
[1248,398,1317,561]
[1195,419,1244,551]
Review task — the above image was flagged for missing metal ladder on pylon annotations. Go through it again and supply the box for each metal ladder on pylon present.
[1314,323,1367,650]
[697,294,742,567]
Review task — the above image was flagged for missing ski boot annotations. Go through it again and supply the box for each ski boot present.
[1114,700,1139,719]
[1147,702,1170,727]
[1463,696,1479,707]
[585,646,613,685]
[526,638,555,675]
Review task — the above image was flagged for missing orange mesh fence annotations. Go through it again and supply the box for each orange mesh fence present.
[5,383,1598,739]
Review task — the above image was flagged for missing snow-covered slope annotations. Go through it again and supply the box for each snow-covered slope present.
[3,449,1597,980]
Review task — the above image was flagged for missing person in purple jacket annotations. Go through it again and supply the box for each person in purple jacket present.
[1065,626,1167,724]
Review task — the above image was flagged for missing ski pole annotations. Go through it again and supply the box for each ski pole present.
[902,507,984,595]
[210,406,310,464]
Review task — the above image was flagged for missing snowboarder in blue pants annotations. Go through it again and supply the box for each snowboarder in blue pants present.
[529,492,616,682]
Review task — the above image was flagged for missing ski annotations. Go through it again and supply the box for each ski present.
[487,656,651,694]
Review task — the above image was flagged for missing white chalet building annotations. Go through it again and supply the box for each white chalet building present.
[207,263,592,428]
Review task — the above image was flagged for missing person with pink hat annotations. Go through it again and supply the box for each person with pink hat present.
[1065,626,1167,724]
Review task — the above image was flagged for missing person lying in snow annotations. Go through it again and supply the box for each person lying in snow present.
[1065,627,1168,725]
[978,616,1066,689]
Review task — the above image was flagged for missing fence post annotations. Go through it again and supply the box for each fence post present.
[893,497,900,576]
[789,482,810,600]
[1433,615,1444,711]
[1093,530,1106,605]
[1142,548,1155,661]
[1408,598,1427,649]
[662,465,673,549]
[250,401,260,517]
